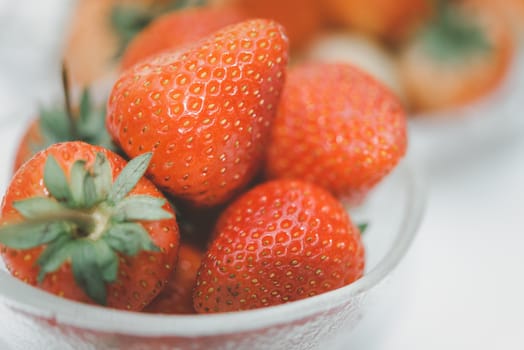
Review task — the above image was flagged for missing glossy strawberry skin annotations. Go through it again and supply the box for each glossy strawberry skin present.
[144,243,202,314]
[265,62,407,205]
[193,180,365,313]
[0,142,180,311]
[120,7,246,70]
[107,19,289,207]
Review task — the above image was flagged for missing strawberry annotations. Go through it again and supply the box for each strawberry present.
[193,179,365,313]
[144,243,202,314]
[265,62,407,205]
[0,142,180,310]
[13,87,115,172]
[398,0,514,112]
[120,6,247,70]
[107,19,289,207]
[323,0,433,42]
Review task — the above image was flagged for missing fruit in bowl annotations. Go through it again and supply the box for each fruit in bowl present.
[144,242,202,314]
[107,19,289,207]
[265,62,407,205]
[194,179,366,313]
[0,16,423,350]
[0,143,180,310]
[0,156,424,349]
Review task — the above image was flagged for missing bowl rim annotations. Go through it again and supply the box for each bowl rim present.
[0,161,426,337]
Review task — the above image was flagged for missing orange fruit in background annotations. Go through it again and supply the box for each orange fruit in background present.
[398,1,515,113]
[472,0,524,32]
[220,0,323,50]
[322,0,433,42]
[64,0,185,86]
[120,6,246,70]
[64,0,120,86]
[304,31,408,104]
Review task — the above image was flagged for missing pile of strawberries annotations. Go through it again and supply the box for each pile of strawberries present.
[0,3,408,315]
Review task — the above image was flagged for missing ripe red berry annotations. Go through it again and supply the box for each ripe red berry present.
[193,179,365,313]
[0,142,180,310]
[144,243,203,314]
[107,19,289,207]
[266,62,407,204]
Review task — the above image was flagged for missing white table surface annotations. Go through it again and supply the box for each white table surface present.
[343,131,524,350]
[1,2,523,349]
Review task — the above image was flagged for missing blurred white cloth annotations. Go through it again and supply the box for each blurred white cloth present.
[0,0,75,122]
[343,131,524,350]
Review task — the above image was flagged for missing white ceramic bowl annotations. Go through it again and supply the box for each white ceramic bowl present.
[0,117,425,350]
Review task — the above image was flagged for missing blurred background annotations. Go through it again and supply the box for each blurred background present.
[0,0,523,348]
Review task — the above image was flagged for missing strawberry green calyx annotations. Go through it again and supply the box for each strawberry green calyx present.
[36,89,116,154]
[420,0,491,62]
[357,222,369,234]
[0,152,172,305]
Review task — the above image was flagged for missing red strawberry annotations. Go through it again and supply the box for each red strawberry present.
[107,19,289,207]
[193,180,365,313]
[265,62,407,205]
[13,88,116,172]
[144,243,202,314]
[0,142,180,310]
[120,6,246,70]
